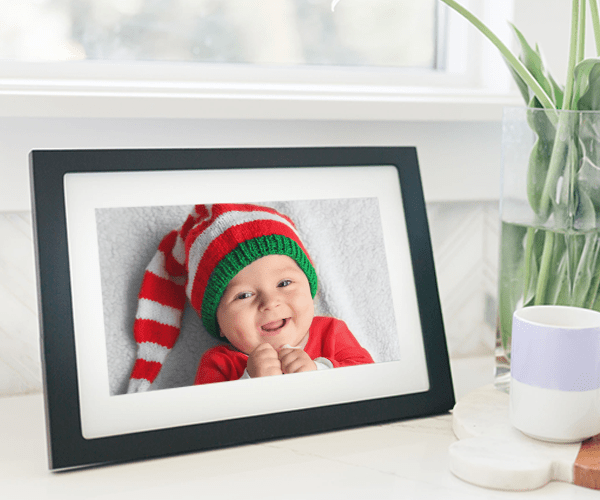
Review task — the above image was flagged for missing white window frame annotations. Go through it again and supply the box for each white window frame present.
[0,0,520,122]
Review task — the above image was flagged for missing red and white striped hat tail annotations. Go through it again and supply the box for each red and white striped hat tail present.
[127,205,210,393]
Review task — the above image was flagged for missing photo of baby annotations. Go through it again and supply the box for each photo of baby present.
[96,198,401,395]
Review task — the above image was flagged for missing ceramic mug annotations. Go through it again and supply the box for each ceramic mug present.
[509,305,600,443]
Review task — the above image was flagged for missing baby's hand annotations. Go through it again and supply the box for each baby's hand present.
[247,343,283,378]
[278,348,317,374]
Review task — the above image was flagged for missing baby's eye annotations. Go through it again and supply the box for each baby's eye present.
[278,279,292,288]
[235,291,253,300]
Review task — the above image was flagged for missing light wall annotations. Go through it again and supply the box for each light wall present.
[0,117,503,213]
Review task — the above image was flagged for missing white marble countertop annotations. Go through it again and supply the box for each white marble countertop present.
[1,356,597,499]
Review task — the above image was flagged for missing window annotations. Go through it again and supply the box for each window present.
[0,1,517,120]
[3,0,438,69]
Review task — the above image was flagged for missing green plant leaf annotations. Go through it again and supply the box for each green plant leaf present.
[497,222,529,352]
[591,0,600,55]
[554,136,581,228]
[547,72,565,110]
[525,107,557,215]
[585,254,600,308]
[507,64,533,104]
[438,0,557,114]
[579,113,600,165]
[557,232,585,306]
[546,237,570,305]
[574,188,597,230]
[534,230,555,305]
[573,58,600,110]
[523,228,545,305]
[523,243,539,306]
[538,112,580,220]
[572,232,600,306]
[578,157,600,206]
[527,140,553,214]
[526,105,558,143]
[577,115,600,209]
[511,24,563,107]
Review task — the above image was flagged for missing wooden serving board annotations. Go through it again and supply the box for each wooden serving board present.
[449,385,600,491]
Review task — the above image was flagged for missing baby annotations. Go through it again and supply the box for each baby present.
[128,203,373,392]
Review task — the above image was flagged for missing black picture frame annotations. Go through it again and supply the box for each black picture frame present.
[30,146,454,470]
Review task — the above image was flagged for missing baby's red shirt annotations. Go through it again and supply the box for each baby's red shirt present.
[195,316,374,385]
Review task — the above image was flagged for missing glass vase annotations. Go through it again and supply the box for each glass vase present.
[495,106,600,392]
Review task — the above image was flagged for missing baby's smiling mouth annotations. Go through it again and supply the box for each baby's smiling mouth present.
[260,318,288,335]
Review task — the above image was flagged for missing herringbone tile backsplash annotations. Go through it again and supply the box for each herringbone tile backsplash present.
[0,213,40,396]
[0,201,499,397]
[427,201,499,358]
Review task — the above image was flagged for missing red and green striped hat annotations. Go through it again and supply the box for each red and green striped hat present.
[128,203,318,393]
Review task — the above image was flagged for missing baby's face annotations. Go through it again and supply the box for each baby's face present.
[216,254,315,354]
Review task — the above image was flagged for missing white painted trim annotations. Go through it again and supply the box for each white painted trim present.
[0,87,520,121]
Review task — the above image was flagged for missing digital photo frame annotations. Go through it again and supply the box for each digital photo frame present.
[30,146,454,470]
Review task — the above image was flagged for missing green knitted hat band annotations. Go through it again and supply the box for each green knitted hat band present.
[201,235,318,338]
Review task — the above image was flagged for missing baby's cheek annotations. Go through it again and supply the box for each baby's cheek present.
[218,309,256,352]
[299,301,315,326]
[231,328,262,355]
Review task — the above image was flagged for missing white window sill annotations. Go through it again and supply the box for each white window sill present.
[0,83,521,122]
